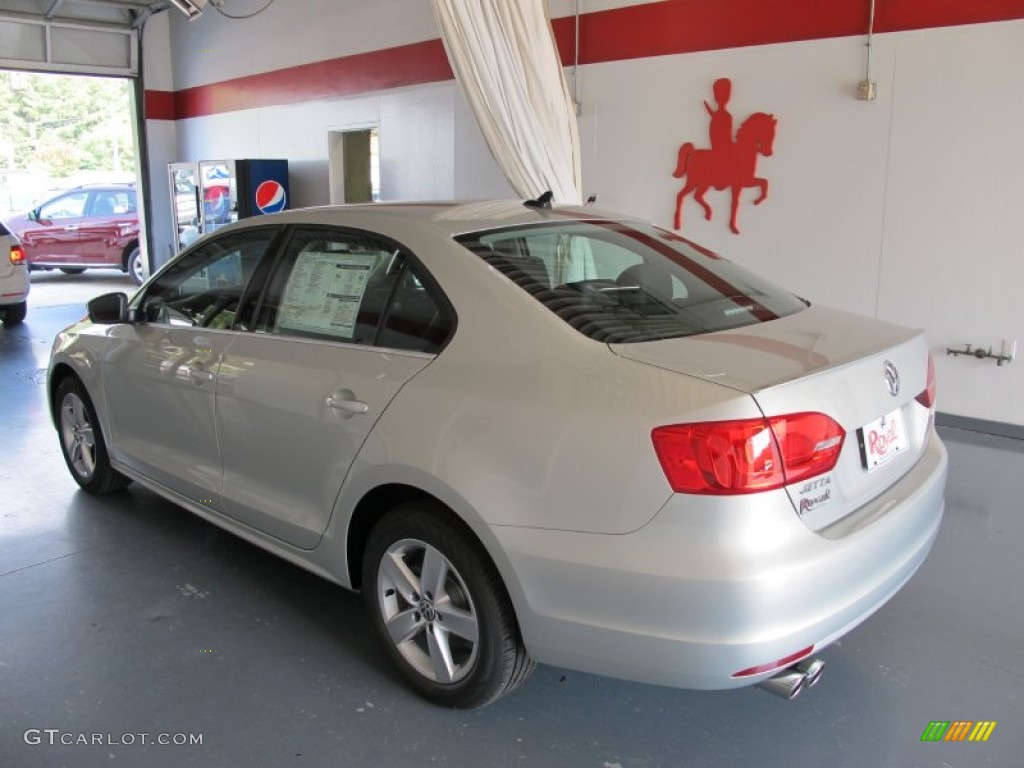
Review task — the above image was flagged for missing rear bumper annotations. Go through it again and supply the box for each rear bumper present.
[0,270,30,305]
[492,430,947,689]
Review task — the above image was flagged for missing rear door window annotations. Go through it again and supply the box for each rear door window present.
[256,227,453,353]
[89,189,136,216]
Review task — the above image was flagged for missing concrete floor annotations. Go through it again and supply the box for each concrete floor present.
[1,276,1021,768]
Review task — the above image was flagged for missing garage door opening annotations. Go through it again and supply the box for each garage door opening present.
[1,69,143,280]
[1,70,137,211]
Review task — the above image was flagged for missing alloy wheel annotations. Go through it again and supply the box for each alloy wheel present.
[377,538,480,684]
[60,392,97,480]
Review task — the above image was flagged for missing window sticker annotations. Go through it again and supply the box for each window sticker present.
[277,251,377,338]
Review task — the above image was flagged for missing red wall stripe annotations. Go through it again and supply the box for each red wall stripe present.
[144,89,177,121]
[147,0,1024,121]
[173,39,452,120]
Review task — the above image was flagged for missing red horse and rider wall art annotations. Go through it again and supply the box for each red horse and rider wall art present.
[672,78,777,234]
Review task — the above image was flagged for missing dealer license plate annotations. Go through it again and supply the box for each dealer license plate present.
[858,408,909,471]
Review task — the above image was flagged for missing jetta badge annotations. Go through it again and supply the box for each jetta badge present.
[883,360,900,397]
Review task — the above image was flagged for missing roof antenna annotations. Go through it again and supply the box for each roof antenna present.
[523,191,554,209]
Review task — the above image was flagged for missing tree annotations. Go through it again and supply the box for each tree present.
[0,71,134,177]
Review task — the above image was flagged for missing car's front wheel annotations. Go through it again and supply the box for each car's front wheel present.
[56,376,132,494]
[363,503,534,708]
[1,301,27,326]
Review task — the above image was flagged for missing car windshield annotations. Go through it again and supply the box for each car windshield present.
[455,220,807,343]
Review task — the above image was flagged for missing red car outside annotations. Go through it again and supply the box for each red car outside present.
[4,184,144,284]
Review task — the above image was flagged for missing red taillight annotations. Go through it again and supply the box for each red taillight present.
[651,413,845,495]
[915,354,936,409]
[10,244,25,266]
[767,412,846,486]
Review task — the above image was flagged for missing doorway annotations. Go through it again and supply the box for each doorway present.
[328,127,379,204]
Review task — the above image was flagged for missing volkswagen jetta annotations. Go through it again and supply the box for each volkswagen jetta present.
[48,200,947,707]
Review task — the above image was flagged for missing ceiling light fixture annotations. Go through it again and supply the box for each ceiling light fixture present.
[168,0,207,21]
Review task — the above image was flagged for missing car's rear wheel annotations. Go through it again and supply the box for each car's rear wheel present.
[363,503,534,708]
[56,376,132,494]
[127,247,144,284]
[60,267,85,275]
[1,301,27,326]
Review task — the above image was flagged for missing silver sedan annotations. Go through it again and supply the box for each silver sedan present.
[48,200,947,707]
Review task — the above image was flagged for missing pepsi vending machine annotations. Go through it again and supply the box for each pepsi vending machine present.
[168,159,289,253]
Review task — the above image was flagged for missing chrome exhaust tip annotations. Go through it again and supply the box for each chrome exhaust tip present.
[794,657,826,688]
[756,668,807,700]
[756,656,825,700]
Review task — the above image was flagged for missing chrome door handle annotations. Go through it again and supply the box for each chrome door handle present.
[64,224,79,231]
[185,364,215,383]
[326,394,369,415]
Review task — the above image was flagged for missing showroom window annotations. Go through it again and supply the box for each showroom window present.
[136,228,278,329]
[257,227,452,353]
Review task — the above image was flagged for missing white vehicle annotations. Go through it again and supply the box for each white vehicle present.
[0,222,29,326]
[48,199,946,707]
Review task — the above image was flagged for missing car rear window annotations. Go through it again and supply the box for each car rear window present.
[454,220,807,343]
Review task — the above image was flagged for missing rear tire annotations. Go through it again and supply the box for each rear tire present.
[1,301,27,326]
[60,267,85,275]
[127,247,144,284]
[363,503,534,708]
[56,376,132,494]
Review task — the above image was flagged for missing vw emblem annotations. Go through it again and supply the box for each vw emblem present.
[883,360,900,397]
[419,600,437,623]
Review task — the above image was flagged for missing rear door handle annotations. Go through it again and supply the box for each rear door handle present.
[65,224,79,231]
[326,392,369,416]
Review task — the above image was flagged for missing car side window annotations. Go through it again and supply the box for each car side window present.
[377,266,453,353]
[136,229,275,329]
[39,192,88,220]
[257,227,452,352]
[90,190,135,216]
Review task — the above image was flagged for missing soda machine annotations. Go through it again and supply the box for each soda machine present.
[167,159,289,253]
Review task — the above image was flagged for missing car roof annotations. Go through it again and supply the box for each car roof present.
[68,183,135,190]
[249,200,643,237]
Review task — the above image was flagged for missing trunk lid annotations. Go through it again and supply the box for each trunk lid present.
[611,305,934,530]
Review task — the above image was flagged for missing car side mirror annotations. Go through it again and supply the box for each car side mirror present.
[87,292,129,325]
[28,209,38,222]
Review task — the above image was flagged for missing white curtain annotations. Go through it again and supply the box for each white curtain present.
[432,0,583,205]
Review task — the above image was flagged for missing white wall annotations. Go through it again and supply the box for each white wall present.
[574,21,1024,426]
[147,4,1024,426]
[879,23,1024,426]
[166,0,438,88]
[175,83,465,206]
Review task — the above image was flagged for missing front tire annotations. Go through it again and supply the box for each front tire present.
[1,301,27,326]
[363,503,534,708]
[56,376,132,494]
